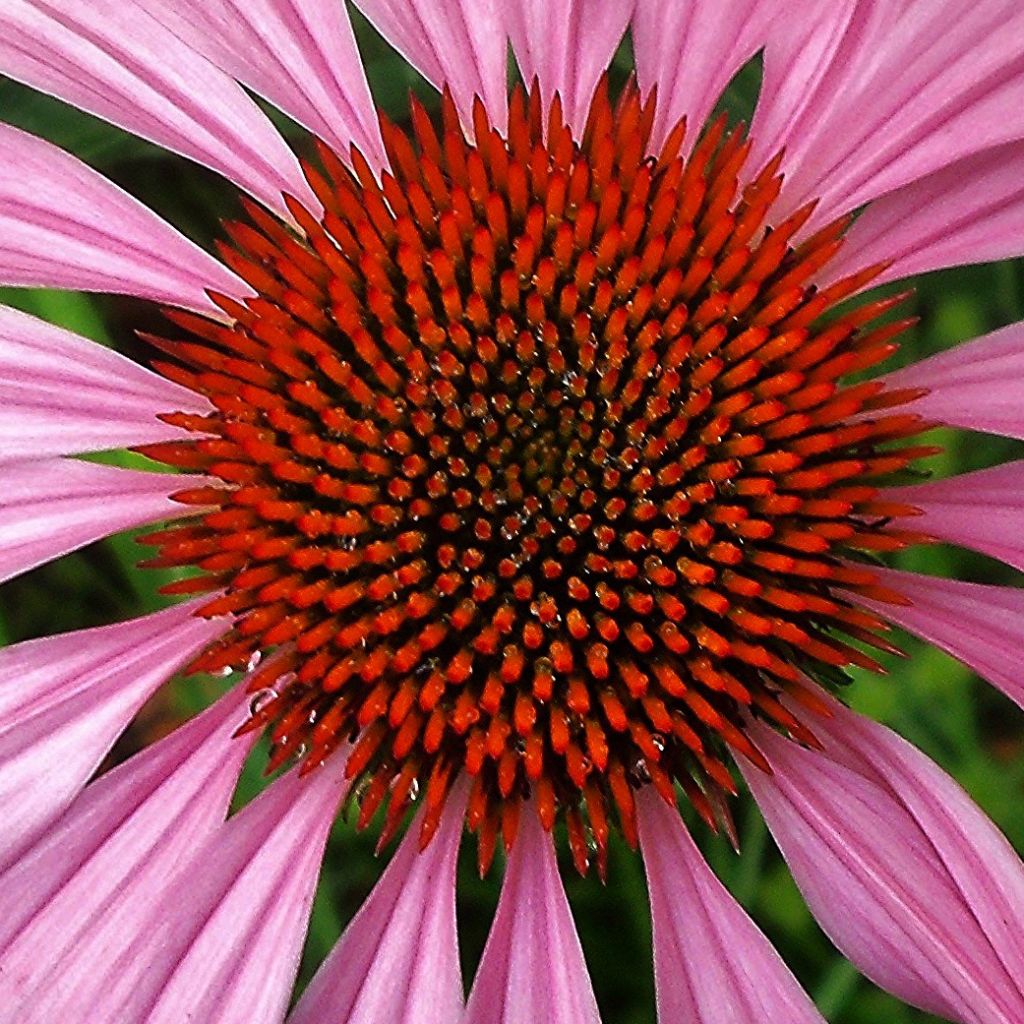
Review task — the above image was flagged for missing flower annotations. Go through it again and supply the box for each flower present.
[1,0,1023,1021]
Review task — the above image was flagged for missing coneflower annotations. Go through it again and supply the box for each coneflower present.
[1,1,1023,1022]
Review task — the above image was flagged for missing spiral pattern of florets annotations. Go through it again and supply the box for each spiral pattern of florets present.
[141,79,932,874]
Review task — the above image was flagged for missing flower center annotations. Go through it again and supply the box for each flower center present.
[139,79,933,875]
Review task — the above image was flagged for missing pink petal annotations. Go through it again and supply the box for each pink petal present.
[0,304,210,459]
[0,124,244,311]
[0,459,204,585]
[887,461,1024,572]
[505,0,632,136]
[289,794,466,1024]
[133,0,386,168]
[761,0,1024,229]
[351,0,507,131]
[0,600,225,873]
[0,688,255,1019]
[825,140,1024,287]
[856,566,1024,711]
[637,788,826,1024]
[631,0,768,156]
[633,0,852,159]
[879,320,1024,441]
[743,696,1024,1024]
[137,764,346,1024]
[20,758,348,1024]
[464,805,600,1024]
[747,1,860,174]
[0,0,316,218]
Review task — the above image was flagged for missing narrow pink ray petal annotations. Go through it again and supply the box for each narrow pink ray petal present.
[636,788,825,1024]
[505,0,632,136]
[289,792,466,1024]
[747,0,859,173]
[760,0,1024,229]
[878,320,1024,441]
[140,761,348,1024]
[631,0,767,156]
[0,599,225,873]
[351,0,507,131]
[133,0,386,169]
[855,566,1024,711]
[825,140,1024,287]
[0,688,256,1021]
[743,695,1024,1024]
[0,124,245,312]
[632,0,851,159]
[0,0,317,217]
[887,461,1024,572]
[0,304,210,459]
[0,459,207,585]
[21,757,349,1024]
[464,805,599,1024]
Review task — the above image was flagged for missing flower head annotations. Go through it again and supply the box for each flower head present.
[2,1,1024,1022]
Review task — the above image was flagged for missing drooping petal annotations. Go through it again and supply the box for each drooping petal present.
[747,0,859,173]
[631,0,767,155]
[856,566,1024,711]
[825,140,1024,287]
[632,0,853,159]
[744,696,1024,1024]
[0,124,244,311]
[351,0,507,131]
[133,0,386,168]
[0,688,255,1019]
[636,789,826,1024]
[888,461,1024,572]
[17,758,348,1024]
[289,794,465,1024]
[0,460,204,585]
[464,805,600,1024]
[0,0,316,217]
[505,0,632,135]
[760,0,1024,229]
[880,320,1024,441]
[0,305,210,459]
[0,600,225,873]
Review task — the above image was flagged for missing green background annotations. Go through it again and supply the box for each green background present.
[2,18,1022,1024]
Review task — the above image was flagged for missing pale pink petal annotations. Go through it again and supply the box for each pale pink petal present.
[351,0,507,130]
[505,0,632,136]
[762,0,1024,229]
[747,0,860,173]
[0,304,210,459]
[637,788,825,1024]
[632,0,853,158]
[825,140,1024,287]
[744,696,1024,1024]
[464,805,599,1024]
[0,688,255,1019]
[289,794,465,1024]
[0,124,244,312]
[880,321,1024,441]
[855,566,1024,711]
[0,460,205,585]
[133,764,345,1024]
[133,0,386,168]
[632,0,767,156]
[0,600,225,873]
[887,461,1024,572]
[19,758,348,1024]
[0,0,316,217]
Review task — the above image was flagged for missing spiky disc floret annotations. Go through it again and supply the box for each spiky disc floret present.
[140,79,933,875]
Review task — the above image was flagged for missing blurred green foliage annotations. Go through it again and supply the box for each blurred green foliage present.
[1,15,1022,1024]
